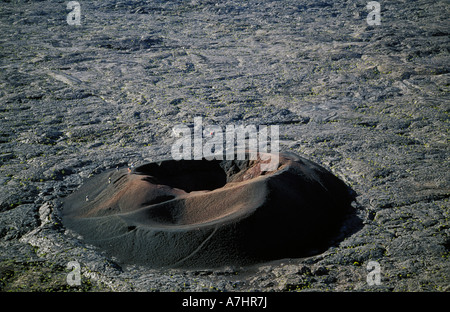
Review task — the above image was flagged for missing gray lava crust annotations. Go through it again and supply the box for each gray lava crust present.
[0,0,448,292]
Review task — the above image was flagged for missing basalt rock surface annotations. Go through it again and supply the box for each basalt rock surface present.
[0,0,448,292]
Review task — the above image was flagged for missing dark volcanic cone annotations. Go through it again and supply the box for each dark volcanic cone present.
[62,152,354,268]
